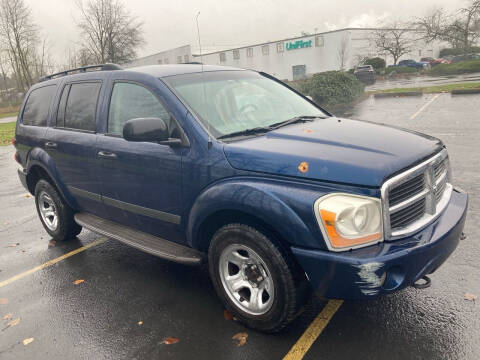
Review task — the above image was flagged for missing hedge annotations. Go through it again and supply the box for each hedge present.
[364,57,386,70]
[429,59,480,76]
[292,71,365,107]
[440,47,480,57]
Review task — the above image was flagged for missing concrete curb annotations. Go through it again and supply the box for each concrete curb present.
[451,89,480,95]
[373,91,423,98]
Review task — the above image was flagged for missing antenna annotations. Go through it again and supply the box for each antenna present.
[195,11,212,148]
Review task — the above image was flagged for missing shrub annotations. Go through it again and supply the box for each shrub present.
[429,59,480,76]
[385,66,418,74]
[440,47,480,57]
[364,57,386,70]
[295,71,365,107]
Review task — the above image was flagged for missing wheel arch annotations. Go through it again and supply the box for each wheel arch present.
[186,179,320,253]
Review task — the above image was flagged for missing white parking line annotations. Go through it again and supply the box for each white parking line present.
[409,94,441,120]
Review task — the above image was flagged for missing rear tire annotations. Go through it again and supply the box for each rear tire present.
[34,179,81,241]
[208,223,307,332]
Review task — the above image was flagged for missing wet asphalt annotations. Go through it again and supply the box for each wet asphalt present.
[0,93,479,360]
[365,72,480,91]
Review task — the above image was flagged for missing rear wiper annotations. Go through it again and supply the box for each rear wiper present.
[268,115,320,130]
[217,126,272,140]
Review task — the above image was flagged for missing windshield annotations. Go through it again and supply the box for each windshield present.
[163,70,327,138]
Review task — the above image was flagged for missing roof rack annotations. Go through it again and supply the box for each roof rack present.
[39,63,123,82]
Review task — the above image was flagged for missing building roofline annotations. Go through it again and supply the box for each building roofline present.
[131,44,191,62]
[192,27,419,57]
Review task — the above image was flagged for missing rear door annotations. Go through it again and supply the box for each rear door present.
[45,80,105,215]
[96,78,185,242]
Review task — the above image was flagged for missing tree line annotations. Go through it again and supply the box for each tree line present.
[0,0,144,96]
[371,0,480,65]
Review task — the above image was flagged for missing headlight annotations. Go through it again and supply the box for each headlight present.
[314,194,383,251]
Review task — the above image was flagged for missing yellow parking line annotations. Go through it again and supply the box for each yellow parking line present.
[0,237,107,289]
[410,93,441,120]
[283,300,343,360]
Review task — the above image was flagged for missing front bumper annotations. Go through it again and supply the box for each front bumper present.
[292,188,468,299]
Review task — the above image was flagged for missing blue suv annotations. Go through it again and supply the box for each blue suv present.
[14,64,468,332]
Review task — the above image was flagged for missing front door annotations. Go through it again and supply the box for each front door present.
[97,81,184,242]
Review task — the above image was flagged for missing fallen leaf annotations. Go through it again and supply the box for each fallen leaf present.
[2,313,12,320]
[7,318,20,327]
[464,293,477,302]
[232,332,248,347]
[25,194,31,198]
[73,279,85,285]
[0,298,8,305]
[223,309,233,321]
[162,337,179,345]
[48,240,56,248]
[23,338,34,345]
[138,321,143,326]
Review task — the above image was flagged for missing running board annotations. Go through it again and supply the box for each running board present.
[74,212,204,265]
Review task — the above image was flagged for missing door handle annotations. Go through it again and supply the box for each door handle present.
[97,150,117,159]
[45,142,57,149]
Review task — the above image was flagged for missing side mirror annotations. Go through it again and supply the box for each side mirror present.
[123,118,169,142]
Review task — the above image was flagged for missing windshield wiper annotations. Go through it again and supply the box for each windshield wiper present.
[217,116,323,140]
[217,126,272,140]
[268,115,320,130]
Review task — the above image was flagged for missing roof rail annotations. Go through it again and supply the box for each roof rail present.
[39,63,123,82]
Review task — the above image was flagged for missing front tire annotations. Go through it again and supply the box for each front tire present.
[208,223,307,332]
[34,179,81,241]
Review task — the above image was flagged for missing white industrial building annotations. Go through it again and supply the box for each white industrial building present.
[126,28,445,81]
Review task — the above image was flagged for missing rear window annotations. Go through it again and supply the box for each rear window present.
[63,82,101,131]
[22,85,57,126]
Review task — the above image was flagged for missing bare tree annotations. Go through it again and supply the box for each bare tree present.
[0,0,37,90]
[416,2,480,54]
[337,35,349,70]
[371,22,415,65]
[76,0,145,65]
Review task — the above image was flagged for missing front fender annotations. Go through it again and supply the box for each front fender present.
[187,177,328,250]
[26,147,77,209]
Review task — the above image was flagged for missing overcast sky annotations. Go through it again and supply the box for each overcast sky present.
[26,0,465,64]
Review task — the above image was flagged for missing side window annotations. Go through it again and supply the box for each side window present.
[108,82,172,136]
[64,82,101,131]
[22,85,56,126]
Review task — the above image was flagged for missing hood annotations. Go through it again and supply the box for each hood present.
[223,117,443,187]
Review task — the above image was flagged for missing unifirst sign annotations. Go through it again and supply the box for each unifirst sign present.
[286,40,312,51]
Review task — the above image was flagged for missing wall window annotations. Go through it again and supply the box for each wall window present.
[108,82,171,136]
[276,42,284,53]
[22,85,56,126]
[247,48,253,58]
[177,56,182,63]
[158,59,163,64]
[63,82,101,131]
[219,52,226,62]
[164,58,169,64]
[184,54,189,63]
[262,45,269,56]
[315,35,324,47]
[233,49,240,60]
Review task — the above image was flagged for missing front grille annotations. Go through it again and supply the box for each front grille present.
[388,173,425,206]
[382,150,452,239]
[390,198,426,229]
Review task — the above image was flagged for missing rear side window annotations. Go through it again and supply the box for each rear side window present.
[22,85,56,126]
[108,82,170,135]
[63,82,101,131]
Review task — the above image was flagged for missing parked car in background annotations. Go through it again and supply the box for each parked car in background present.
[354,65,375,84]
[397,59,431,70]
[451,54,480,63]
[420,57,443,66]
